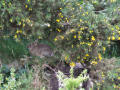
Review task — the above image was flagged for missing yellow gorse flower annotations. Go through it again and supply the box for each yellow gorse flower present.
[54,38,57,41]
[28,0,30,2]
[110,0,116,3]
[91,61,97,65]
[111,28,114,31]
[74,35,76,39]
[98,53,102,61]
[23,24,25,27]
[103,47,106,51]
[18,22,21,25]
[118,31,120,34]
[72,45,74,48]
[56,19,60,22]
[118,77,120,80]
[70,29,75,33]
[83,57,86,59]
[108,37,111,40]
[85,54,89,57]
[16,30,22,34]
[115,25,119,30]
[101,72,105,77]
[58,13,62,16]
[82,13,85,16]
[91,36,95,41]
[79,6,82,10]
[89,30,93,33]
[112,36,115,40]
[10,18,13,23]
[70,62,75,67]
[29,8,32,11]
[87,42,92,46]
[57,28,61,32]
[9,2,12,6]
[14,35,17,39]
[80,19,82,22]
[118,37,120,40]
[86,12,88,15]
[65,56,68,61]
[25,5,28,8]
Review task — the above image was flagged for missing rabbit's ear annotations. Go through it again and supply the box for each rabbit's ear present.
[34,39,38,43]
[33,39,38,46]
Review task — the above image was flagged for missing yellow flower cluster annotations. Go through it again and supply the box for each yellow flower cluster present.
[98,53,102,61]
[110,0,116,3]
[56,19,60,23]
[56,28,61,32]
[113,84,120,89]
[91,36,95,41]
[107,36,120,40]
[70,62,75,67]
[103,47,106,52]
[16,30,22,34]
[101,72,105,77]
[14,35,17,39]
[91,61,98,65]
[85,54,89,57]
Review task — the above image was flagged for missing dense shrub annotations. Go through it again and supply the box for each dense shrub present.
[0,0,120,89]
[1,0,120,65]
[0,67,34,90]
[53,0,120,66]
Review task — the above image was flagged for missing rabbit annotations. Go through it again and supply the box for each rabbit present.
[27,40,54,58]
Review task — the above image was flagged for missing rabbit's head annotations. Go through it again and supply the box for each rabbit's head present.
[27,40,38,50]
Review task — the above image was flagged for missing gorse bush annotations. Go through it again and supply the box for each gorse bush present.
[0,0,120,89]
[0,0,29,39]
[53,0,120,65]
[1,0,120,65]
[0,0,61,60]
[0,0,61,40]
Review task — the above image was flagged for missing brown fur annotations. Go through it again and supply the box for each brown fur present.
[28,41,53,58]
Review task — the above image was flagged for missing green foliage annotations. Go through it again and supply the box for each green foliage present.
[17,69,33,90]
[103,41,120,58]
[106,58,120,89]
[93,57,120,90]
[0,68,21,90]
[0,0,29,37]
[0,67,34,90]
[0,37,28,63]
[57,67,88,90]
